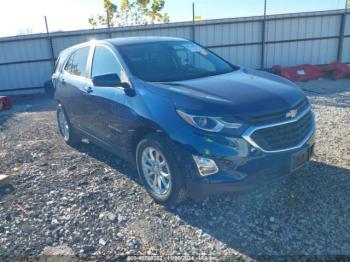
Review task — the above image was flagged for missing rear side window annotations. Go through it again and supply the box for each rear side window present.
[91,46,122,79]
[64,47,90,77]
[64,53,74,73]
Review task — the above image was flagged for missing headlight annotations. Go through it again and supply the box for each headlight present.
[176,110,242,132]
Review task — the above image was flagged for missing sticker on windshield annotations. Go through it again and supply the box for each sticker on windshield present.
[182,43,208,56]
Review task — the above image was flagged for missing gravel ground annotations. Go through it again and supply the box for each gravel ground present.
[0,79,349,260]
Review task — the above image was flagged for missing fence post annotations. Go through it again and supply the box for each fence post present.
[192,2,196,41]
[337,3,348,62]
[44,16,55,70]
[106,10,112,38]
[260,0,267,69]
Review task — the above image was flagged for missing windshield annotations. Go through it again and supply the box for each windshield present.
[118,41,236,82]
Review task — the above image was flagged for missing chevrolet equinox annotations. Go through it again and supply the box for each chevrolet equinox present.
[52,37,315,205]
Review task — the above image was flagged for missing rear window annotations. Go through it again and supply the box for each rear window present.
[64,47,90,77]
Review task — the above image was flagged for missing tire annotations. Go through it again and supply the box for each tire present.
[56,104,81,146]
[136,133,188,206]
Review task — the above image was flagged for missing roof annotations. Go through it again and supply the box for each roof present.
[59,36,188,55]
[105,36,187,46]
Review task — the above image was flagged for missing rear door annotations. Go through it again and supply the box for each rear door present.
[59,46,92,130]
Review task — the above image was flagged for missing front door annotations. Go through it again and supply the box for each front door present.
[84,45,129,148]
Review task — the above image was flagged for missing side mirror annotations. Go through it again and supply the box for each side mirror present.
[92,73,128,88]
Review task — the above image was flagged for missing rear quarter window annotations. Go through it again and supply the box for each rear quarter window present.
[54,49,71,73]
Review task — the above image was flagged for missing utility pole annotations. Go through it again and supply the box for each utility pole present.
[106,10,112,38]
[192,2,195,41]
[337,0,348,61]
[260,0,267,69]
[44,16,55,70]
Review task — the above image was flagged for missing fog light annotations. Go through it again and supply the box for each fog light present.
[192,155,219,176]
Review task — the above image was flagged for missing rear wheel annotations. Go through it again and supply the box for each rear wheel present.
[136,134,187,206]
[57,104,81,146]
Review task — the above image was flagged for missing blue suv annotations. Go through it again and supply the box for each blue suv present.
[52,37,315,205]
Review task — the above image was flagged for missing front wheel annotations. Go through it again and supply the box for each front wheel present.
[57,104,81,146]
[136,134,187,206]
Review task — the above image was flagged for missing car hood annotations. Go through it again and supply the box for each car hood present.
[142,67,306,119]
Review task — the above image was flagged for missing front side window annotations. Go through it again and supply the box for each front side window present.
[91,46,123,79]
[64,47,90,77]
[118,41,235,82]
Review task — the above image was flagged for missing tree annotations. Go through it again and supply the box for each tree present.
[89,0,118,28]
[88,17,98,29]
[148,0,169,24]
[88,0,169,28]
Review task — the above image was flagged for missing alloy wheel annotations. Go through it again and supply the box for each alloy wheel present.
[141,146,171,195]
[57,109,70,141]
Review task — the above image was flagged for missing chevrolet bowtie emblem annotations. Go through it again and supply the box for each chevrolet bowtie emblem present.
[286,109,298,118]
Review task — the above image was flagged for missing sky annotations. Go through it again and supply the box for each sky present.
[0,0,347,37]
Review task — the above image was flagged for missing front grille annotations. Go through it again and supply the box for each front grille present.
[244,99,309,124]
[249,110,313,151]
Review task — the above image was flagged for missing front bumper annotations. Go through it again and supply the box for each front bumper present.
[186,139,315,198]
[171,114,316,198]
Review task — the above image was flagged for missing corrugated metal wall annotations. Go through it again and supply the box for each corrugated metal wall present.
[0,9,349,92]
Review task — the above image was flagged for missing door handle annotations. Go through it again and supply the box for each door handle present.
[84,86,93,94]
